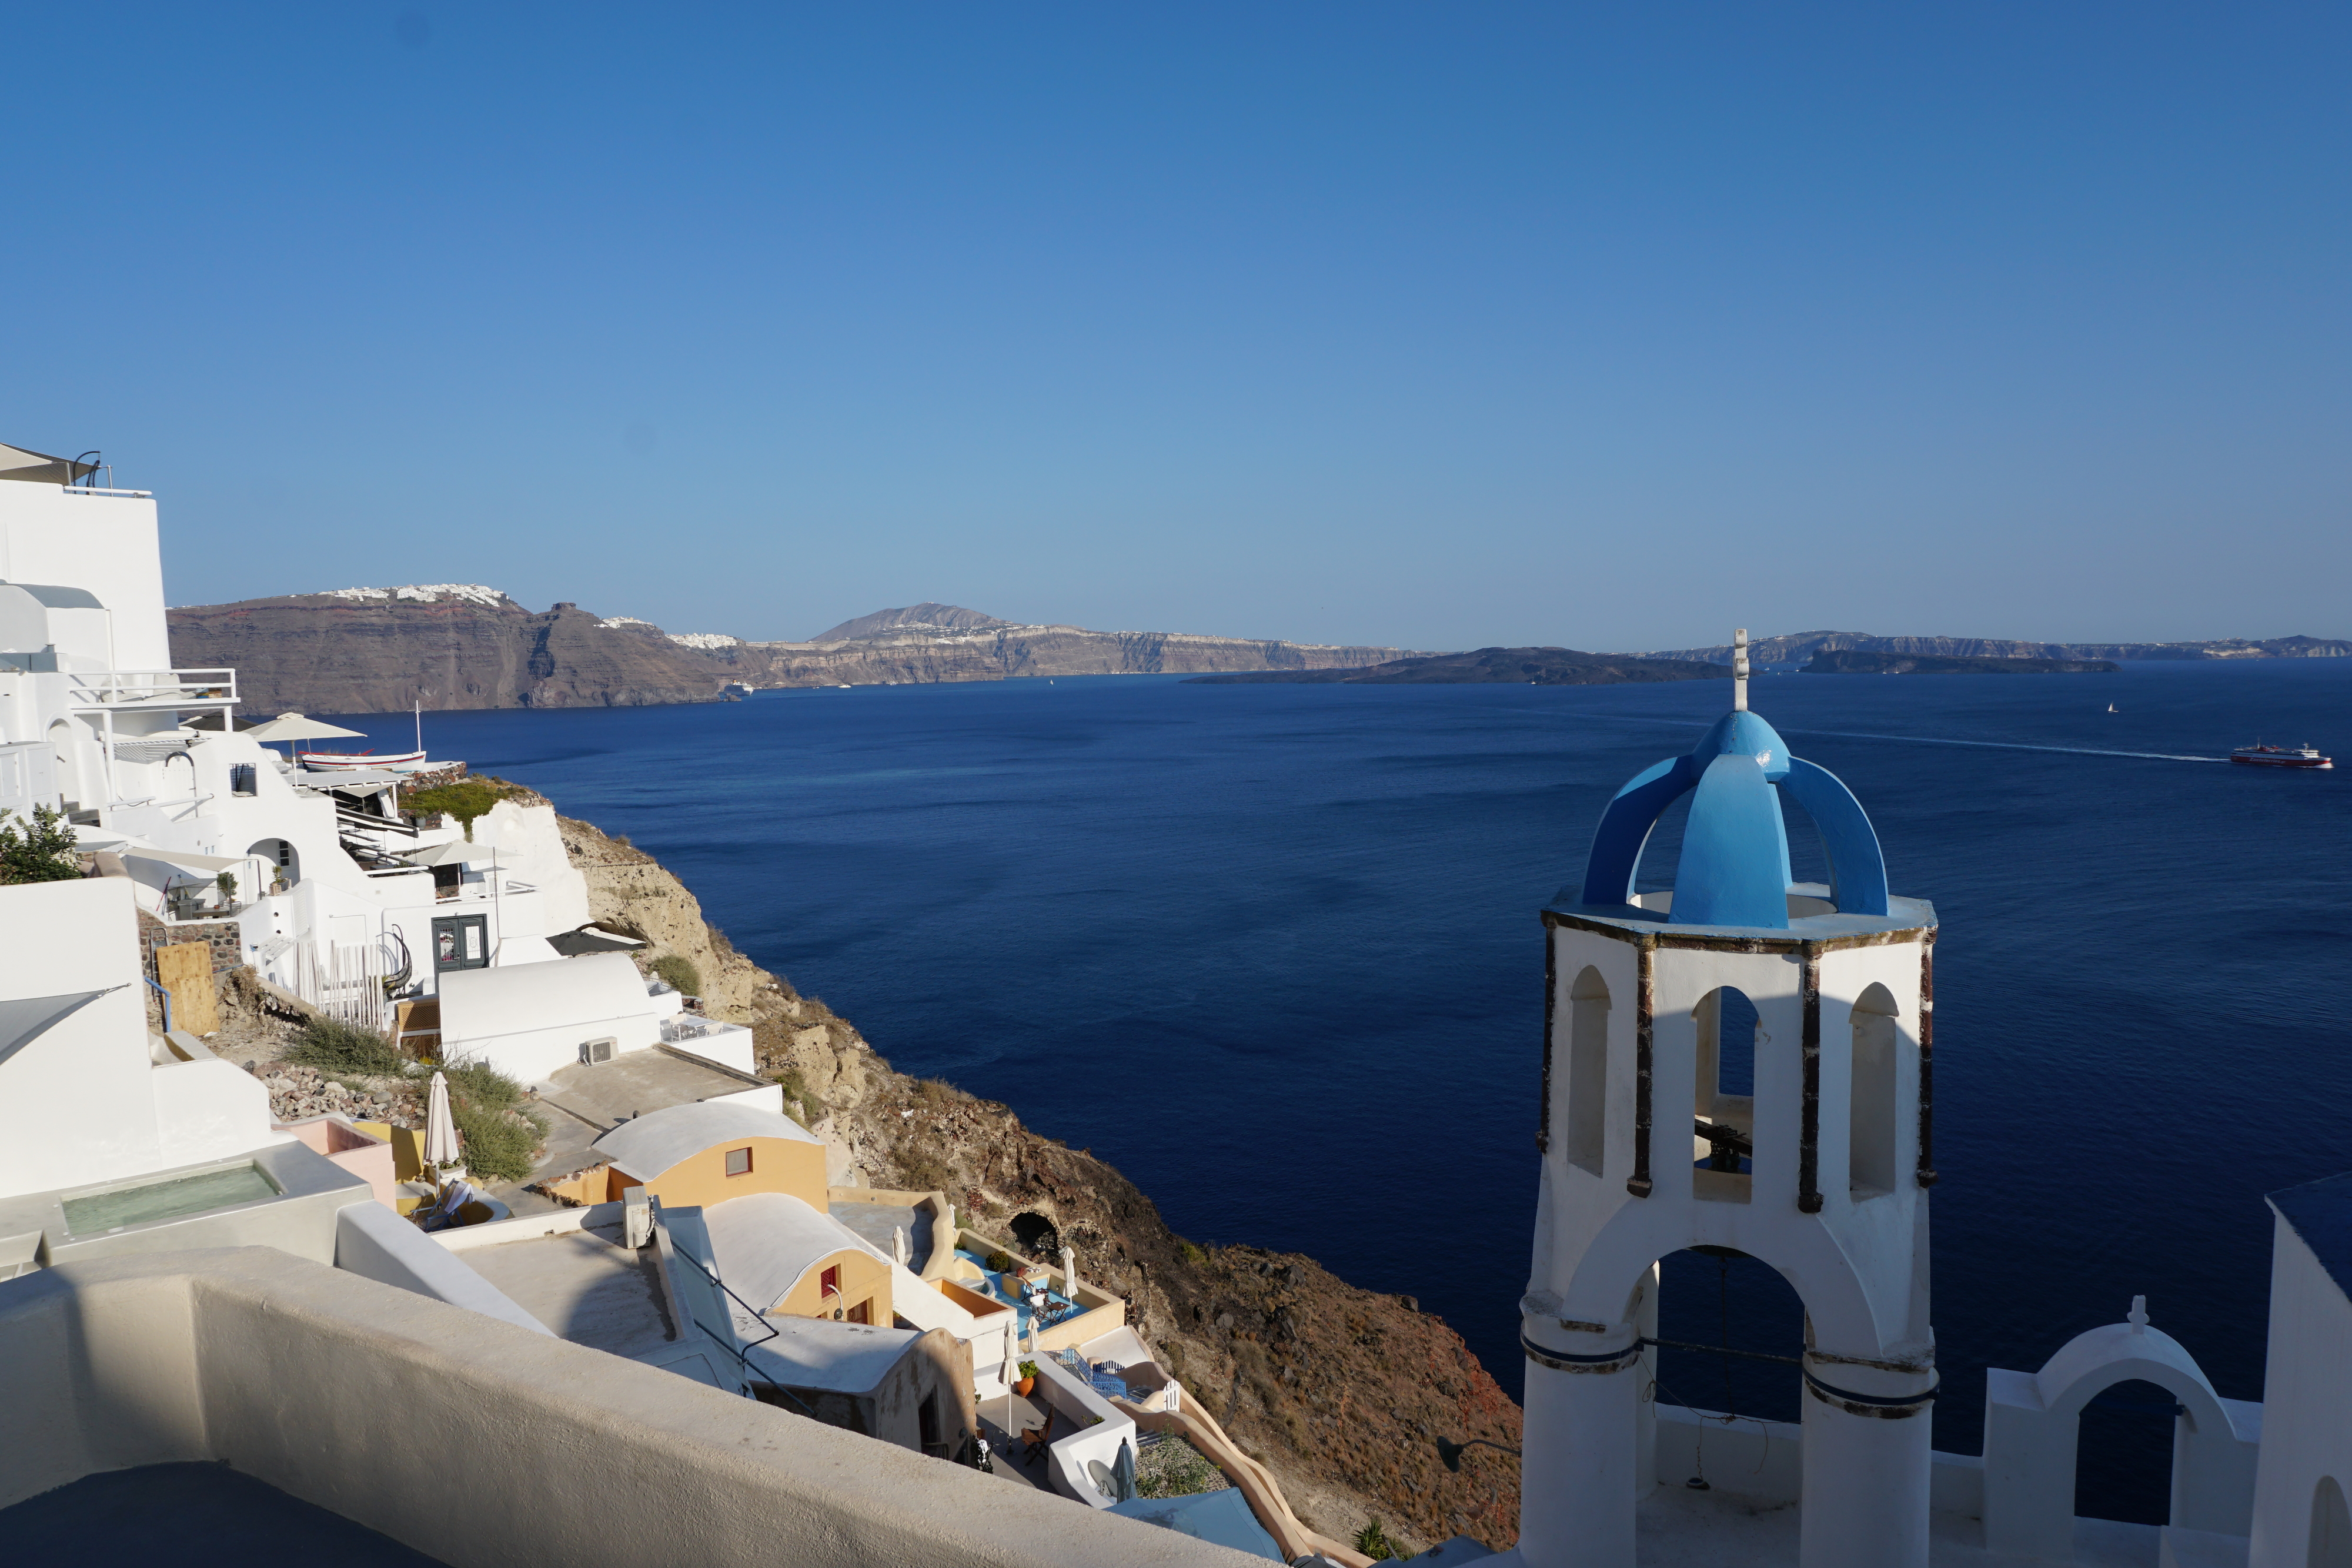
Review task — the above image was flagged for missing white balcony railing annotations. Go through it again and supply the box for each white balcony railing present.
[68,668,238,713]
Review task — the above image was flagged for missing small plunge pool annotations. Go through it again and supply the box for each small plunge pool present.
[62,1163,280,1235]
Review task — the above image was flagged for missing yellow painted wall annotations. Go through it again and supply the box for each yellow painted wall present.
[619,1136,828,1212]
[770,1246,893,1327]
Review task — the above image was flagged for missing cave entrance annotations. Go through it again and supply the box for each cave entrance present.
[1009,1211,1060,1260]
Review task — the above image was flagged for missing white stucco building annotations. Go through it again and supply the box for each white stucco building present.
[0,443,600,1022]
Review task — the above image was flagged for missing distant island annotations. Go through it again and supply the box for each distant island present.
[1642,629,2348,667]
[1185,647,1732,686]
[1803,650,2119,676]
[166,593,1416,714]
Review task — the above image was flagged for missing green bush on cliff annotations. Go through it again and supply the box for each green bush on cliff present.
[284,1015,409,1078]
[0,805,82,884]
[651,954,701,996]
[1354,1519,1399,1560]
[400,778,513,840]
[442,1055,544,1183]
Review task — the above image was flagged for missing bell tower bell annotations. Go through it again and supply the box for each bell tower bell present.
[1518,644,1939,1568]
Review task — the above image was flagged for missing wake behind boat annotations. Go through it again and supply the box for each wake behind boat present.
[2230,742,2333,770]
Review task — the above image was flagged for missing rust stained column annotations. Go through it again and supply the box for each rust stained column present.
[1798,944,1822,1214]
[1627,937,1655,1198]
[1537,917,1556,1155]
[1917,931,1937,1188]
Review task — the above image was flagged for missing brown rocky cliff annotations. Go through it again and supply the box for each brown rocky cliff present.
[169,594,730,714]
[553,808,1523,1555]
[169,592,1415,714]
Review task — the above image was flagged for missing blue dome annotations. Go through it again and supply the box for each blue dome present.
[1576,701,1887,930]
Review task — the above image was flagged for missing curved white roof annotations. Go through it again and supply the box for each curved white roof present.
[592,1099,820,1181]
[703,1190,888,1313]
[439,951,650,1044]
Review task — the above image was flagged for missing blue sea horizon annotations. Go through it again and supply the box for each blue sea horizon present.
[326,658,2352,1525]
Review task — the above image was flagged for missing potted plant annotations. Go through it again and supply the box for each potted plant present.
[1013,1360,1039,1398]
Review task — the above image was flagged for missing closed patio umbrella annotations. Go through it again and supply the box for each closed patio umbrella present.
[1111,1438,1137,1502]
[423,1069,462,1173]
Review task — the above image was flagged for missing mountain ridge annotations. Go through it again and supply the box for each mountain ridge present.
[166,589,1414,713]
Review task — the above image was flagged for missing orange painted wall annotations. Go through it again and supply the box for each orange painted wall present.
[771,1246,893,1326]
[620,1136,828,1211]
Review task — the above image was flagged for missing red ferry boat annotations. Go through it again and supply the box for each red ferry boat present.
[2231,743,2333,770]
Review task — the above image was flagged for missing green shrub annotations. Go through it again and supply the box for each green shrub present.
[400,779,513,839]
[442,1056,524,1114]
[772,1066,823,1128]
[650,954,702,995]
[452,1098,546,1183]
[0,804,82,884]
[283,1015,409,1078]
[1175,1238,1206,1267]
[1354,1519,1398,1561]
[986,1249,1015,1275]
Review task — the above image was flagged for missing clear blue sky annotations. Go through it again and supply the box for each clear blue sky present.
[5,5,2345,650]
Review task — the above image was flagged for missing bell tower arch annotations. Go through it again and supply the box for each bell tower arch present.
[1518,633,1940,1568]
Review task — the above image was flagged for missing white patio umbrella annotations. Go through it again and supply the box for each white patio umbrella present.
[423,1069,462,1174]
[401,840,499,867]
[243,712,368,757]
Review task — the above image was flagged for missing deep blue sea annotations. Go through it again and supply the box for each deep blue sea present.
[328,661,2352,1523]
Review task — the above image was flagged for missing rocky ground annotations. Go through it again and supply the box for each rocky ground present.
[555,810,1525,1556]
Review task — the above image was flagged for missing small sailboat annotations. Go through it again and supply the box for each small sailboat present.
[2106,703,2118,713]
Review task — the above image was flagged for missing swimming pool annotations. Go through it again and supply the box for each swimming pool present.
[61,1163,280,1236]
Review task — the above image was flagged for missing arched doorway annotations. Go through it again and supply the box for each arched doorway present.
[2074,1378,2183,1526]
[46,718,81,808]
[1654,1245,1809,1437]
[249,837,299,887]
[2314,1476,2352,1567]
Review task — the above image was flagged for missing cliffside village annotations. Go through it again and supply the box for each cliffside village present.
[4,443,2352,1568]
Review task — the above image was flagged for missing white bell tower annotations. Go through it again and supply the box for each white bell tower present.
[1517,636,1940,1568]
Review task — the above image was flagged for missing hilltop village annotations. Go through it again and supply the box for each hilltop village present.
[3,445,2352,1568]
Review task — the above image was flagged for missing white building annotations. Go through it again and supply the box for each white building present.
[0,444,598,1024]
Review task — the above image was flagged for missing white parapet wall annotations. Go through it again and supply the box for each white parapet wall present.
[0,1248,1252,1568]
[332,1201,553,1337]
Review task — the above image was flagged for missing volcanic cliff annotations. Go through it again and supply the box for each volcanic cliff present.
[166,588,1412,714]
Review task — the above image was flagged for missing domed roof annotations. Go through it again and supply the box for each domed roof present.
[1576,696,1887,930]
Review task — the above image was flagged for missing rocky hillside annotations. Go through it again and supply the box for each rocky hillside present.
[168,587,1411,714]
[1646,629,2351,667]
[554,810,1524,1556]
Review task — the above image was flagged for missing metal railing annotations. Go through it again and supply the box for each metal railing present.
[66,668,238,711]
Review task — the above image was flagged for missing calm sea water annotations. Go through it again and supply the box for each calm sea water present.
[330,660,2352,1522]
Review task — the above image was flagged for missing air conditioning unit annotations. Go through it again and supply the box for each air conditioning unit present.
[580,1037,617,1065]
